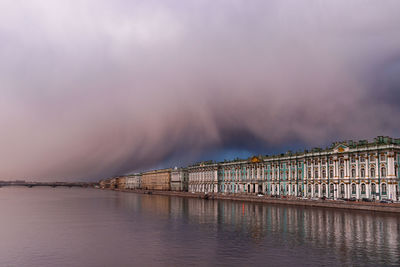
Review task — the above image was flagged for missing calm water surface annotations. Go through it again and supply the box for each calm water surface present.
[0,187,399,266]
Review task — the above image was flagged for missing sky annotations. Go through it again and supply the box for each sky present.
[1,0,400,181]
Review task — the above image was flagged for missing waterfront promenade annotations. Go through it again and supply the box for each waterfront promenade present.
[109,188,400,214]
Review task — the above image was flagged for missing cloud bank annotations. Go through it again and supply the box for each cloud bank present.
[1,0,400,180]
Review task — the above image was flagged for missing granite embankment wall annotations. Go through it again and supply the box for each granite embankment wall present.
[111,189,400,213]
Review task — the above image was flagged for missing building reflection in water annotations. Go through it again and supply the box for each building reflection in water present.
[118,193,400,265]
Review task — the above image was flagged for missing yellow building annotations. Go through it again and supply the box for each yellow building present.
[141,169,172,190]
[115,177,126,189]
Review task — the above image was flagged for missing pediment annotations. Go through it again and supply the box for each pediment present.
[333,144,349,153]
[249,156,261,163]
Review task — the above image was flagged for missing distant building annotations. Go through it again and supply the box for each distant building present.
[188,136,400,201]
[125,174,142,189]
[171,167,188,191]
[99,178,114,189]
[99,179,107,189]
[115,177,126,189]
[188,163,219,193]
[141,169,172,191]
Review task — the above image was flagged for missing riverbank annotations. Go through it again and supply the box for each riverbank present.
[107,189,400,213]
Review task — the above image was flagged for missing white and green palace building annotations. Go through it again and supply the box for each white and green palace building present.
[188,136,400,201]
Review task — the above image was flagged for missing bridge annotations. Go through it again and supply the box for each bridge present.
[0,181,97,188]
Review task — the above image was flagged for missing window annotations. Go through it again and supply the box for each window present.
[315,170,319,178]
[308,171,311,178]
[298,162,302,167]
[315,186,319,193]
[339,158,344,165]
[308,184,312,193]
[322,159,326,165]
[351,168,356,178]
[330,170,334,178]
[352,184,356,194]
[381,167,386,177]
[382,183,387,195]
[396,165,398,177]
[370,168,375,178]
[322,170,326,178]
[330,184,334,194]
[329,158,333,164]
[314,159,318,165]
[340,184,345,194]
[351,156,356,163]
[371,184,376,194]
[380,154,386,161]
[340,169,344,178]
[292,185,295,192]
[360,157,365,163]
[361,184,366,194]
[322,184,326,194]
[360,168,365,178]
[370,155,375,161]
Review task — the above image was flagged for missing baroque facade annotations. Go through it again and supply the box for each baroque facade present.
[171,167,189,191]
[188,162,219,193]
[188,137,400,201]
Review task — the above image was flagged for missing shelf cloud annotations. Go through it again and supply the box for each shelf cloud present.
[1,0,400,180]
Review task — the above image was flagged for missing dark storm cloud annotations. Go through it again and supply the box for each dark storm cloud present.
[1,0,400,181]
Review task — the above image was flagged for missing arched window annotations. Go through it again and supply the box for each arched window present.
[371,183,376,194]
[381,167,386,177]
[340,184,345,194]
[322,184,326,194]
[292,185,295,192]
[315,185,319,193]
[361,168,365,178]
[340,169,344,178]
[351,169,356,178]
[330,184,334,194]
[322,170,326,178]
[315,170,319,178]
[330,170,334,178]
[308,184,312,193]
[361,184,366,194]
[382,183,387,195]
[370,168,375,178]
[351,184,356,194]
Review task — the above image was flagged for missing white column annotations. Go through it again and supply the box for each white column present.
[356,184,360,199]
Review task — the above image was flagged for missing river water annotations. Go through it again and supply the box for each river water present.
[0,187,399,266]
